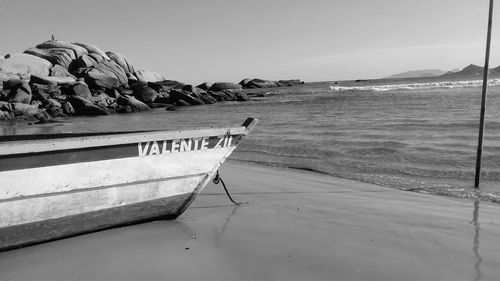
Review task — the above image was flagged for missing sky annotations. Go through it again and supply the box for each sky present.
[0,0,499,84]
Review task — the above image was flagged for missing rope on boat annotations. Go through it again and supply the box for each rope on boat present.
[213,170,243,205]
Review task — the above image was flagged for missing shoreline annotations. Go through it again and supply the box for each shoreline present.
[1,161,499,280]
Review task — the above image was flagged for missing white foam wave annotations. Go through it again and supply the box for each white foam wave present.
[330,79,500,92]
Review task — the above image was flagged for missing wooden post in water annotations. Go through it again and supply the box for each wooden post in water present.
[475,0,495,188]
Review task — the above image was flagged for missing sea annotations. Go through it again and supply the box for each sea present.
[2,76,500,202]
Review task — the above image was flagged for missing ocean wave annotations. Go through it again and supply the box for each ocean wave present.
[329,79,500,92]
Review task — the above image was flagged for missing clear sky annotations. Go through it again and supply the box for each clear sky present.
[1,0,499,84]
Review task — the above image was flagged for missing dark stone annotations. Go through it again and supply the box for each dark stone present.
[74,104,109,116]
[129,79,147,90]
[117,105,133,113]
[175,99,191,106]
[147,81,164,93]
[45,98,62,108]
[236,92,250,101]
[89,93,112,108]
[170,89,204,105]
[196,82,212,91]
[66,95,93,109]
[133,86,158,103]
[200,94,217,104]
[209,82,242,92]
[3,78,23,90]
[29,75,75,85]
[7,81,32,104]
[62,101,75,115]
[116,95,150,111]
[73,55,97,70]
[62,82,92,99]
[46,106,67,118]
[181,84,206,97]
[208,91,230,101]
[239,78,251,86]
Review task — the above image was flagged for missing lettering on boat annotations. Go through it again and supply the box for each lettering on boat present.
[138,136,235,156]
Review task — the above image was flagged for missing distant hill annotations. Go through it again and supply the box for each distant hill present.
[385,69,446,79]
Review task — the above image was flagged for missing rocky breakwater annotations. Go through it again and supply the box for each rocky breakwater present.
[0,39,258,123]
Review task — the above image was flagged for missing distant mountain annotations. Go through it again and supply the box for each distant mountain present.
[385,69,447,79]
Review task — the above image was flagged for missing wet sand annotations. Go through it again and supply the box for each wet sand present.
[1,162,500,280]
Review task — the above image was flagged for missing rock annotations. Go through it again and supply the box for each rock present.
[0,110,10,119]
[236,92,250,101]
[36,40,88,58]
[62,101,75,115]
[116,95,150,111]
[129,79,148,89]
[181,84,206,97]
[66,95,93,109]
[133,86,158,103]
[45,98,62,108]
[7,81,32,103]
[0,101,12,111]
[50,65,72,77]
[209,82,242,92]
[3,78,23,90]
[170,89,204,105]
[239,78,251,86]
[29,75,76,85]
[73,55,97,70]
[31,83,61,102]
[200,94,217,104]
[0,72,20,84]
[117,105,133,114]
[278,79,303,86]
[0,53,52,77]
[88,53,105,63]
[74,104,109,116]
[24,47,75,69]
[46,106,67,118]
[10,102,44,117]
[84,60,128,89]
[244,78,279,88]
[134,70,167,82]
[208,91,231,101]
[89,93,112,108]
[62,82,92,99]
[72,42,110,60]
[106,51,135,73]
[196,82,212,91]
[175,99,191,106]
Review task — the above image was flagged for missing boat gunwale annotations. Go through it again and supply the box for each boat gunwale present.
[0,118,257,156]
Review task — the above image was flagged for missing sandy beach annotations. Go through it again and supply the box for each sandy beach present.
[1,161,499,281]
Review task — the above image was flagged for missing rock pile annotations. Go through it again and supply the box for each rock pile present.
[0,39,303,123]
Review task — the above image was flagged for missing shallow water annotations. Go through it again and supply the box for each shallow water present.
[2,77,500,202]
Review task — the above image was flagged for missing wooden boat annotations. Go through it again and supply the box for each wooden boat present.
[0,118,257,251]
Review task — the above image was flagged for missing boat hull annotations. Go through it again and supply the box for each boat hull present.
[0,118,257,251]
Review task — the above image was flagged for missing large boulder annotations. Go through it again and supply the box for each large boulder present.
[133,86,158,103]
[170,89,204,105]
[196,82,212,91]
[24,47,75,69]
[116,95,150,111]
[62,82,92,99]
[7,81,32,104]
[84,60,128,89]
[0,72,20,84]
[10,102,46,118]
[29,75,76,85]
[36,40,88,58]
[243,78,279,88]
[50,65,72,77]
[209,82,242,92]
[134,70,167,82]
[0,53,52,76]
[106,51,135,73]
[72,42,110,60]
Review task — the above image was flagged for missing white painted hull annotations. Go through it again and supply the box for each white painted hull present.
[0,118,257,251]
